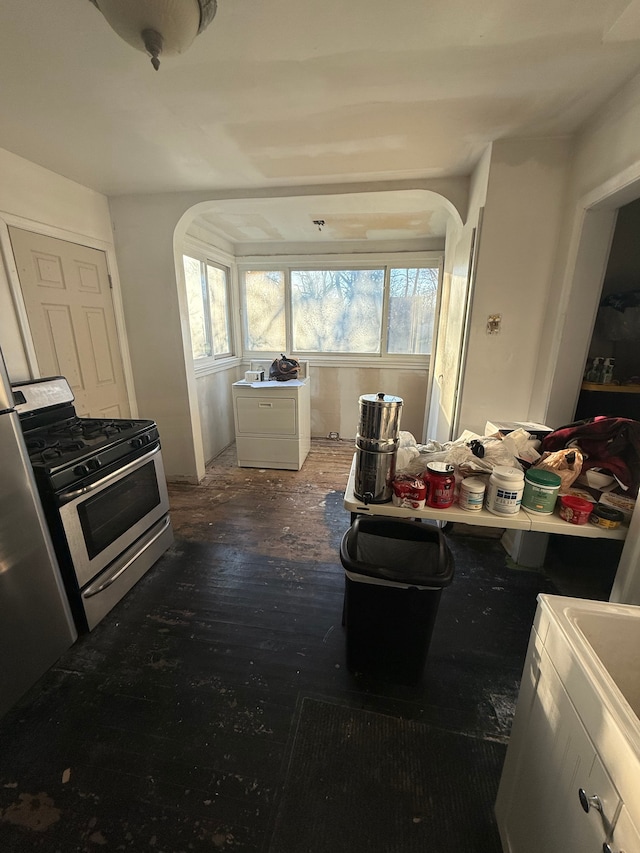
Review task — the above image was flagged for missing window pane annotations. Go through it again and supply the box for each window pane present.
[291,269,384,352]
[243,271,286,351]
[206,263,232,356]
[387,267,439,354]
[183,255,210,359]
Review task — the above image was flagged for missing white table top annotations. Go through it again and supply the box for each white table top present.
[343,455,628,541]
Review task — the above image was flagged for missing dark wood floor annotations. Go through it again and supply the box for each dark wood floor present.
[0,439,618,852]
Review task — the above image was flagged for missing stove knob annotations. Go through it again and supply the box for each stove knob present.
[87,458,102,471]
[74,464,89,477]
[131,437,144,449]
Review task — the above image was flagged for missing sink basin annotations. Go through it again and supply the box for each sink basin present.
[568,609,640,718]
[528,595,640,830]
[538,594,640,742]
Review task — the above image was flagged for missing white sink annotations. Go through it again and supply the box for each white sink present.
[568,608,640,718]
[540,595,640,750]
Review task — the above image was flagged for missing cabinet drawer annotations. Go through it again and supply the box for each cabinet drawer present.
[236,436,302,469]
[235,395,297,435]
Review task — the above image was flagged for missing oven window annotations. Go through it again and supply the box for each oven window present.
[78,461,161,559]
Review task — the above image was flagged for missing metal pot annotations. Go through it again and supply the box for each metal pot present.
[354,446,397,504]
[357,393,403,442]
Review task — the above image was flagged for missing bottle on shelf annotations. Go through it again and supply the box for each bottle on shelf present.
[601,357,615,384]
[586,357,604,382]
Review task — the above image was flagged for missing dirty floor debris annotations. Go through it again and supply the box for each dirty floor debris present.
[0,440,615,852]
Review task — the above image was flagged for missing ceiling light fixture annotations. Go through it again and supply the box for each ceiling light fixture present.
[313,220,325,232]
[89,0,218,70]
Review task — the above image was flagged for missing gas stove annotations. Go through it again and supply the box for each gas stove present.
[12,376,173,632]
[14,377,158,492]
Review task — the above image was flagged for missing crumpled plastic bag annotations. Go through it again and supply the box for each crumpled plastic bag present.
[395,431,421,471]
[533,448,583,493]
[444,438,523,478]
[396,431,522,482]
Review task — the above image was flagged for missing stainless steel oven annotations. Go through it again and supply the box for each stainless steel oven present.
[13,376,174,631]
[59,444,172,629]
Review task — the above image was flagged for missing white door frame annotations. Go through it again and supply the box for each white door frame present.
[0,212,137,417]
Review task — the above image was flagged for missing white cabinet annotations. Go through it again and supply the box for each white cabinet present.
[232,379,311,470]
[496,595,640,853]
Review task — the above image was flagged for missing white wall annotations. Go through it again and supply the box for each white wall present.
[428,146,492,443]
[108,194,207,483]
[457,137,572,436]
[311,366,428,440]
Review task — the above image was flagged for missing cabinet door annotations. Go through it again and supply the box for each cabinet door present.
[502,647,620,853]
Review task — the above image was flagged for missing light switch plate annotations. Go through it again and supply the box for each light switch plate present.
[487,314,501,334]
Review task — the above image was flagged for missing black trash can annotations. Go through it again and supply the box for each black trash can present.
[339,517,454,683]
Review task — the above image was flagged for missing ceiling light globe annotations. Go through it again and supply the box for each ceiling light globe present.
[90,0,217,68]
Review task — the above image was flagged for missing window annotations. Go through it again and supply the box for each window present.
[243,270,286,351]
[240,259,441,358]
[183,255,233,361]
[387,267,439,354]
[291,269,384,353]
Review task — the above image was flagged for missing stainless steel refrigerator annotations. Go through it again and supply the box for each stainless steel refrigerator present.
[0,349,77,719]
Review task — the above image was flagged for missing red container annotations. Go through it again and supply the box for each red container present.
[423,462,455,509]
[559,494,593,525]
[392,475,426,510]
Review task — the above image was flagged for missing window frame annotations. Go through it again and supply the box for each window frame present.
[238,251,443,368]
[182,239,240,376]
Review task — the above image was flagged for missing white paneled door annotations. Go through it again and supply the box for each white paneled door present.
[8,227,130,418]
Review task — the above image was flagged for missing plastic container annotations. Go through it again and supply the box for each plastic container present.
[485,466,525,516]
[458,477,486,511]
[522,468,562,514]
[559,494,593,525]
[392,475,426,510]
[589,503,623,529]
[339,517,454,683]
[423,462,456,509]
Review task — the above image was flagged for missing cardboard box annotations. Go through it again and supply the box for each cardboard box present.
[485,420,554,440]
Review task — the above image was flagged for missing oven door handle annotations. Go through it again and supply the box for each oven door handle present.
[58,443,161,503]
[83,515,171,598]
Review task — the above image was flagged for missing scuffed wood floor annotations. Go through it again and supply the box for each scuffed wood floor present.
[168,439,353,564]
[0,438,557,853]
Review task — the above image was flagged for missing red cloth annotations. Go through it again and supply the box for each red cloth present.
[540,416,640,494]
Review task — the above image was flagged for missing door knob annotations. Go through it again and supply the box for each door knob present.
[578,788,603,813]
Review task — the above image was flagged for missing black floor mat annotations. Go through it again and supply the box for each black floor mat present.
[267,697,505,853]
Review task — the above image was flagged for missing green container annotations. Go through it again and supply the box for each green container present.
[522,468,562,514]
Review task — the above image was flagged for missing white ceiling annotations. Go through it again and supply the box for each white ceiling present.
[2,0,640,244]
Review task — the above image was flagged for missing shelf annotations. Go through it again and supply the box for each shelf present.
[581,382,640,394]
